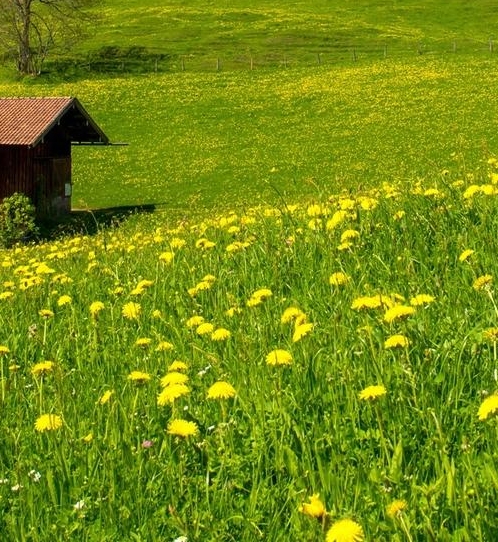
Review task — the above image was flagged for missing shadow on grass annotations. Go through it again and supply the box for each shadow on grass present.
[38,203,158,240]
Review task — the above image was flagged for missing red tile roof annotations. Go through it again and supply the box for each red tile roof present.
[0,97,74,146]
[0,97,109,146]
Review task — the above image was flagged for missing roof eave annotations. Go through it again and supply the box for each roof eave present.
[29,97,110,147]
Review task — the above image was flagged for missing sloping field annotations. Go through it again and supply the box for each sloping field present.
[1,56,498,217]
[2,2,498,541]
[79,0,498,69]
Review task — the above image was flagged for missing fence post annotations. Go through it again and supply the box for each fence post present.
[453,41,457,53]
[490,38,494,53]
[181,56,185,71]
[250,56,253,70]
[216,57,221,71]
[352,48,357,62]
[317,52,321,65]
[383,44,387,58]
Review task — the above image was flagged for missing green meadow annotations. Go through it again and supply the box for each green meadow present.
[2,1,498,541]
[2,56,498,217]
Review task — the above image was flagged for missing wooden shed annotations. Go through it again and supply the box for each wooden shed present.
[0,97,109,217]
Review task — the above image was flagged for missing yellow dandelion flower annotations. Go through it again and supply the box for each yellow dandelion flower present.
[82,432,93,444]
[226,241,250,252]
[161,372,189,387]
[196,322,215,335]
[266,349,293,366]
[9,364,20,372]
[351,296,383,310]
[136,279,153,290]
[424,187,444,198]
[152,309,162,319]
[156,340,174,351]
[159,251,175,263]
[410,294,435,307]
[359,385,387,401]
[463,184,481,199]
[340,229,360,243]
[112,286,124,295]
[326,518,364,542]
[122,302,141,320]
[98,390,114,405]
[384,335,410,349]
[35,263,55,275]
[131,286,145,295]
[281,307,305,324]
[293,322,314,342]
[393,210,405,220]
[358,196,378,210]
[0,291,14,300]
[459,249,475,262]
[225,306,242,317]
[167,418,198,438]
[202,274,216,284]
[337,241,353,251]
[38,309,54,319]
[383,305,416,324]
[195,238,215,249]
[207,381,236,399]
[326,210,348,230]
[31,361,55,376]
[34,414,63,432]
[31,361,54,377]
[127,371,151,384]
[170,237,186,249]
[211,328,231,341]
[186,315,205,328]
[473,274,493,291]
[250,287,270,300]
[478,394,498,421]
[483,328,498,342]
[329,272,350,286]
[307,203,327,217]
[386,499,408,519]
[299,494,327,519]
[194,280,213,292]
[89,301,105,317]
[0,345,10,355]
[168,360,188,372]
[157,384,190,406]
[57,295,72,307]
[135,337,152,348]
[247,288,272,307]
[339,197,356,210]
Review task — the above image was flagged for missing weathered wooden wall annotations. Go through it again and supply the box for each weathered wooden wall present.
[0,129,72,217]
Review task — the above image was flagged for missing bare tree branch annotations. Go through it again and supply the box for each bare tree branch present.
[0,0,97,74]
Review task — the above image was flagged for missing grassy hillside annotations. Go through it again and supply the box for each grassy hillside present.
[1,55,498,217]
[3,169,498,540]
[2,2,498,541]
[70,0,498,72]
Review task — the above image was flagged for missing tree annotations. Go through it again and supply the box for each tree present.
[0,0,96,75]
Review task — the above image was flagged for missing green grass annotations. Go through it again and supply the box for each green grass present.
[2,2,498,539]
[1,174,498,540]
[74,0,498,71]
[2,56,498,217]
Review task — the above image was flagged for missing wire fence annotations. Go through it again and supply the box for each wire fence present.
[4,37,498,77]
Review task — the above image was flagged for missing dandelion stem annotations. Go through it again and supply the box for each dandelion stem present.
[374,403,390,461]
[42,320,48,347]
[398,513,414,542]
[487,290,498,320]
